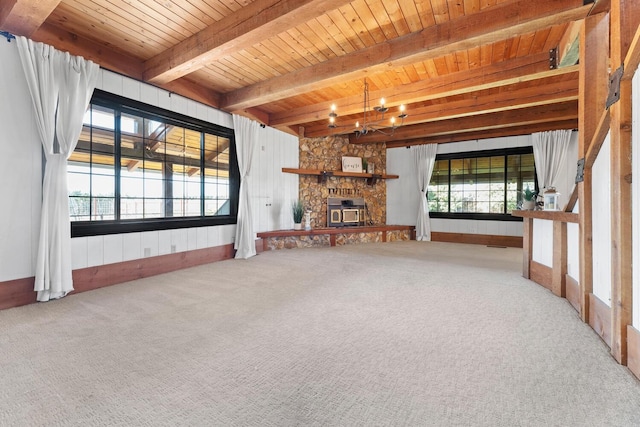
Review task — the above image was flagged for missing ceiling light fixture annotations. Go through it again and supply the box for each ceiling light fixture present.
[328,79,407,138]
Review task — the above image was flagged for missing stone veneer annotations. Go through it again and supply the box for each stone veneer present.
[298,135,387,228]
[263,229,411,250]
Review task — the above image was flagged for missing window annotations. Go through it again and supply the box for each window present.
[428,147,535,220]
[68,90,239,237]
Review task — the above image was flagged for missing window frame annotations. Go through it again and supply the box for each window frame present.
[70,90,240,238]
[428,146,535,222]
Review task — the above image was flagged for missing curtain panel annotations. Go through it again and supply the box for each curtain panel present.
[411,144,438,241]
[532,130,573,194]
[232,114,259,259]
[16,36,99,302]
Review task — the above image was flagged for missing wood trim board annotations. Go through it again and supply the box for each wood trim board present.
[589,293,612,348]
[565,274,581,314]
[627,325,640,381]
[529,260,553,291]
[430,232,523,248]
[0,277,37,310]
[0,243,236,311]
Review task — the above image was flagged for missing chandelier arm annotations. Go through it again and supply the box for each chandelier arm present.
[328,77,406,136]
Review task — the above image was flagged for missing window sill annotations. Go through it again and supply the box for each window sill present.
[71,216,236,237]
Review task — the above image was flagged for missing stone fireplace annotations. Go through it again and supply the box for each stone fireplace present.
[298,135,387,229]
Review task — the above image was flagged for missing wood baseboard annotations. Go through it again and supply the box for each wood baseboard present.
[0,243,236,311]
[529,260,553,291]
[0,277,37,310]
[430,232,522,248]
[565,274,580,313]
[589,293,612,348]
[628,325,640,380]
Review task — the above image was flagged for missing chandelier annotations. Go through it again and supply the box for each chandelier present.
[328,79,407,138]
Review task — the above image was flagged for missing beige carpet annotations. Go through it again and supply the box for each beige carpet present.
[1,241,639,426]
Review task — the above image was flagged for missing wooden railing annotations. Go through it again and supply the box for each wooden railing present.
[511,210,578,299]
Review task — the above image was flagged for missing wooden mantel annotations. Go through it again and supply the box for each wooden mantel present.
[511,209,579,223]
[282,167,399,185]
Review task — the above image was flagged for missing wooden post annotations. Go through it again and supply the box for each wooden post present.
[522,217,533,279]
[552,221,567,297]
[577,12,608,322]
[577,170,592,321]
[608,0,639,365]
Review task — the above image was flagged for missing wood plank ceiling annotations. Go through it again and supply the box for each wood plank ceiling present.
[0,0,596,146]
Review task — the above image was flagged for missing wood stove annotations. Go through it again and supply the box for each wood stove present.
[327,197,366,227]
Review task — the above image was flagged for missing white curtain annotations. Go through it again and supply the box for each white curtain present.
[412,144,438,241]
[17,37,99,302]
[233,114,259,259]
[532,130,572,193]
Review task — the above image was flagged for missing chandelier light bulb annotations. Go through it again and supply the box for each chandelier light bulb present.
[399,104,405,112]
[331,104,336,111]
[380,97,385,107]
[330,116,335,124]
[355,121,360,128]
[390,117,396,125]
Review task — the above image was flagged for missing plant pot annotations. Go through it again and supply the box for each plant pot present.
[522,200,536,210]
[293,223,302,230]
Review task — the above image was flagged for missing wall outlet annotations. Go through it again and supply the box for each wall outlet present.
[171,244,176,253]
[144,248,150,257]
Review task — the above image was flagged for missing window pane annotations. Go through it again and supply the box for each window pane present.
[507,153,536,212]
[428,150,534,216]
[203,133,230,216]
[91,198,115,221]
[428,159,449,212]
[121,198,144,219]
[70,105,117,222]
[70,95,236,228]
[121,176,144,198]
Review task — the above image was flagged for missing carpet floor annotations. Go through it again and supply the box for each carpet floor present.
[1,241,639,426]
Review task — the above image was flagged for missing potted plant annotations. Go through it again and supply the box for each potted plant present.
[522,186,537,210]
[292,200,304,229]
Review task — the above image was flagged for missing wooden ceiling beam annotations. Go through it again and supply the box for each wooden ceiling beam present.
[161,79,221,109]
[385,120,578,148]
[304,76,578,138]
[348,102,578,144]
[32,22,144,79]
[0,0,60,37]
[143,0,354,84]
[221,0,591,111]
[30,23,222,109]
[271,53,577,128]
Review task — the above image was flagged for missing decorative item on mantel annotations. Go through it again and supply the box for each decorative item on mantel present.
[342,156,363,173]
[304,210,312,231]
[543,188,560,211]
[522,186,537,210]
[292,200,304,230]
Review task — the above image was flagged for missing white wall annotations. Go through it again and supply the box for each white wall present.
[386,135,532,237]
[633,68,640,328]
[251,127,299,232]
[567,204,580,282]
[592,132,612,306]
[0,39,298,280]
[532,219,554,267]
[0,39,41,282]
[386,147,418,225]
